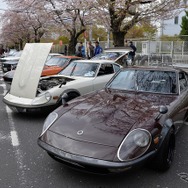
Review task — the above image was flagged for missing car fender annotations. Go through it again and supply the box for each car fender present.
[57,89,81,103]
[157,118,175,149]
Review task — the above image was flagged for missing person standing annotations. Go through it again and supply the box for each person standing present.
[76,42,85,57]
[64,45,68,55]
[124,40,129,47]
[128,41,137,64]
[87,41,94,59]
[94,41,103,56]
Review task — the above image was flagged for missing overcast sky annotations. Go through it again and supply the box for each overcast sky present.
[0,0,7,13]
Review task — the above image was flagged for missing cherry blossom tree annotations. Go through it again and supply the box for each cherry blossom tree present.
[0,11,31,49]
[1,0,53,48]
[93,0,187,46]
[1,0,187,50]
[42,0,95,54]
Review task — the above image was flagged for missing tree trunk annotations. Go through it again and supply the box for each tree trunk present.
[68,36,78,55]
[19,39,23,50]
[112,31,126,47]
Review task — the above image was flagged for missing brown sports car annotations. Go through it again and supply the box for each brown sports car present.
[38,66,188,174]
[42,55,82,76]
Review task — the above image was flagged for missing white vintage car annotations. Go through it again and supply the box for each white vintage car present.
[3,43,121,113]
[91,47,133,66]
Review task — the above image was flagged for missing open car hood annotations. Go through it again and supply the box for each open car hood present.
[10,43,52,99]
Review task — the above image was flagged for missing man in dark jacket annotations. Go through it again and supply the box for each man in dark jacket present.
[129,41,137,64]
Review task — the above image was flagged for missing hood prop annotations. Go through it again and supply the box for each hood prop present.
[59,79,67,88]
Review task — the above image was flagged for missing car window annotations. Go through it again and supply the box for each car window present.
[14,51,22,57]
[179,72,188,92]
[92,52,124,60]
[137,71,177,94]
[97,64,114,76]
[59,62,99,77]
[107,70,136,90]
[113,64,121,72]
[45,57,68,66]
[107,69,177,94]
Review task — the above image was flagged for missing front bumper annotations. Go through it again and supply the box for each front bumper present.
[3,97,59,113]
[38,139,156,174]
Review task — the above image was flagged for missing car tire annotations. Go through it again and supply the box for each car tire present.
[150,128,175,172]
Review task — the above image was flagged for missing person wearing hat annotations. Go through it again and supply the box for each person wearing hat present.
[94,41,103,56]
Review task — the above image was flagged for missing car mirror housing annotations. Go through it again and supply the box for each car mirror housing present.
[159,105,168,114]
[155,105,168,121]
[62,93,68,107]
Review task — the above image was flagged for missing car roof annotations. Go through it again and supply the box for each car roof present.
[48,53,62,56]
[58,55,82,59]
[69,59,117,64]
[123,65,185,73]
[104,47,132,53]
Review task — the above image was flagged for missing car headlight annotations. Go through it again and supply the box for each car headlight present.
[32,92,52,105]
[40,112,58,136]
[117,128,151,161]
[45,92,51,101]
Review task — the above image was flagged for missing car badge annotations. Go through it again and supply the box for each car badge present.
[77,130,83,135]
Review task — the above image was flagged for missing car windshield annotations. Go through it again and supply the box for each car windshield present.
[14,51,22,57]
[91,52,124,60]
[58,62,99,77]
[107,69,177,94]
[45,57,69,66]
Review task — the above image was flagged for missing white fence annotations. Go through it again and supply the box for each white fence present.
[52,40,188,64]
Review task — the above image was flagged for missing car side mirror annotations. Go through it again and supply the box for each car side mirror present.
[155,105,168,121]
[159,105,168,114]
[62,93,68,107]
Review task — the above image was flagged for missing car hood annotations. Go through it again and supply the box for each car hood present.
[9,43,52,99]
[49,89,177,148]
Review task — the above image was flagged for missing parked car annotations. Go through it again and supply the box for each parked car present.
[3,59,121,113]
[1,52,61,74]
[0,49,18,58]
[91,47,133,66]
[42,55,82,76]
[38,65,188,174]
[1,51,23,73]
[2,53,70,83]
